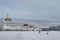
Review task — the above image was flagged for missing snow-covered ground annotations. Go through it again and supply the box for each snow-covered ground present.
[0,31,60,40]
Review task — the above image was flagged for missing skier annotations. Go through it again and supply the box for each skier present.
[38,29,41,33]
[39,30,40,33]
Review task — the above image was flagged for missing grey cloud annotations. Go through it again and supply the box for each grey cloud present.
[0,0,60,21]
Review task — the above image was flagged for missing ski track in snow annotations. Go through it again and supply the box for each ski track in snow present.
[0,31,60,40]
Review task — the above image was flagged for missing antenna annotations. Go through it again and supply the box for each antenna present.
[7,14,8,17]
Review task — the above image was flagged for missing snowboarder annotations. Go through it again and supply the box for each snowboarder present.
[46,31,49,35]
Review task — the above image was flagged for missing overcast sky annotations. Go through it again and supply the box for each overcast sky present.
[0,0,60,21]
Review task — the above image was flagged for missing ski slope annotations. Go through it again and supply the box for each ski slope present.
[0,31,60,40]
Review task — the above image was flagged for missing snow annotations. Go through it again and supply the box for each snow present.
[0,31,60,40]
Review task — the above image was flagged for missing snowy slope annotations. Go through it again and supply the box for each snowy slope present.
[0,31,60,40]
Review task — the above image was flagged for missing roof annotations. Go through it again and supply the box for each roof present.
[5,17,12,21]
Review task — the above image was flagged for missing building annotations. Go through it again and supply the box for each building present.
[0,14,35,31]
